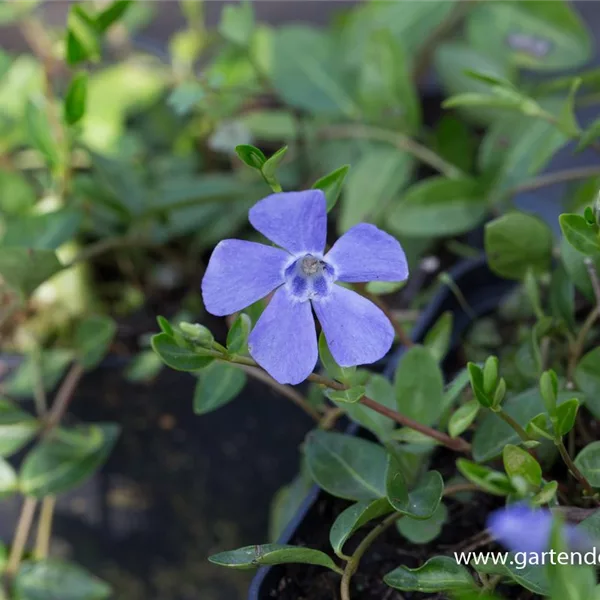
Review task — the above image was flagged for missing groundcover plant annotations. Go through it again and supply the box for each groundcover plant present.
[3,0,600,598]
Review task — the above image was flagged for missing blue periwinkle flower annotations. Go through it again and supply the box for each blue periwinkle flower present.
[487,504,593,554]
[202,190,408,384]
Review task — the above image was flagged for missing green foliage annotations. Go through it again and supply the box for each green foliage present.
[193,362,246,415]
[560,213,600,256]
[457,459,513,496]
[502,444,542,488]
[312,165,350,213]
[574,442,600,487]
[64,72,88,125]
[73,315,117,369]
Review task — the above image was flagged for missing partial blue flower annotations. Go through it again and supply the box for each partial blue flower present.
[202,190,409,384]
[487,504,593,555]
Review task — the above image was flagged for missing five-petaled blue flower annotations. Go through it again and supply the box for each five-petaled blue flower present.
[202,190,408,384]
[487,504,594,555]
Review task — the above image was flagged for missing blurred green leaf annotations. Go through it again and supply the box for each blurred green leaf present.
[555,397,579,437]
[560,237,600,304]
[167,81,205,116]
[388,177,486,237]
[485,212,553,279]
[124,350,163,383]
[341,146,412,233]
[385,556,474,593]
[549,264,575,331]
[64,72,88,125]
[151,333,213,372]
[312,165,349,213]
[0,0,38,24]
[74,315,117,369]
[3,351,72,399]
[0,247,62,298]
[559,213,600,256]
[0,400,39,458]
[235,144,266,170]
[424,312,453,363]
[95,0,132,32]
[219,1,254,46]
[0,457,16,498]
[577,117,600,152]
[448,400,480,438]
[14,559,111,600]
[209,544,340,572]
[193,362,246,415]
[503,444,542,487]
[575,442,600,487]
[20,423,119,497]
[305,430,387,501]
[2,210,82,250]
[575,347,600,420]
[227,313,251,355]
[466,0,592,71]
[457,459,513,495]
[261,145,287,191]
[25,97,61,168]
[433,116,476,173]
[0,169,36,216]
[66,5,101,66]
[396,503,447,544]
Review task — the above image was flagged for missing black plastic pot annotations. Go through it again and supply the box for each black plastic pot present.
[248,255,515,600]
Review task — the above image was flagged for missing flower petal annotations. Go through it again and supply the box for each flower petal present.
[249,190,327,254]
[325,223,409,283]
[313,285,394,367]
[248,288,317,384]
[202,239,289,316]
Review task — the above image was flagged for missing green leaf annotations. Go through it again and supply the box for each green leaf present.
[269,469,313,542]
[388,177,486,238]
[151,333,213,372]
[218,1,254,46]
[95,0,132,32]
[394,345,445,426]
[575,347,600,420]
[466,0,592,71]
[502,444,542,487]
[64,71,88,125]
[433,116,476,173]
[14,559,111,600]
[312,165,350,213]
[209,544,340,572]
[473,560,548,595]
[532,480,558,506]
[457,459,513,496]
[25,96,62,168]
[397,503,448,544]
[574,442,600,487]
[365,280,406,295]
[561,236,600,304]
[73,315,116,369]
[357,29,419,132]
[554,397,580,437]
[485,212,553,279]
[448,400,480,438]
[539,369,558,415]
[227,314,251,355]
[340,146,412,233]
[270,26,358,117]
[179,322,214,347]
[318,332,355,384]
[577,117,600,152]
[167,81,205,116]
[305,430,387,501]
[156,316,174,336]
[124,350,163,383]
[0,247,62,298]
[0,457,17,498]
[386,456,443,519]
[559,214,600,256]
[423,311,453,362]
[443,89,544,118]
[329,498,393,557]
[261,145,287,191]
[2,209,82,250]
[66,5,101,66]
[527,412,555,441]
[193,362,246,415]
[549,264,575,331]
[20,423,119,497]
[325,386,365,405]
[468,362,491,408]
[0,400,39,458]
[385,556,474,593]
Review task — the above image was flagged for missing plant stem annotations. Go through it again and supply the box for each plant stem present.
[44,363,85,431]
[5,497,37,579]
[511,166,600,195]
[34,496,56,559]
[556,439,598,501]
[319,124,463,179]
[214,351,471,453]
[493,408,532,443]
[235,364,321,422]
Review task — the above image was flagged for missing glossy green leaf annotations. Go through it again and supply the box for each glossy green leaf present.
[397,503,447,544]
[66,5,100,66]
[386,456,443,519]
[0,248,62,298]
[485,212,553,279]
[575,442,600,487]
[312,165,350,213]
[14,559,111,600]
[532,480,558,506]
[209,544,340,572]
[340,146,412,233]
[95,0,132,32]
[151,333,213,372]
[394,345,445,426]
[423,311,453,362]
[73,315,116,369]
[0,400,39,458]
[468,362,491,408]
[218,1,254,46]
[156,316,174,337]
[526,412,555,441]
[318,332,356,384]
[554,397,580,437]
[389,177,486,238]
[448,400,480,438]
[466,0,592,71]
[457,459,513,496]
[193,362,246,415]
[329,498,393,557]
[2,209,82,250]
[64,71,88,125]
[261,145,287,191]
[559,213,600,256]
[20,423,119,497]
[502,444,542,487]
[385,556,474,593]
[305,430,387,501]
[227,313,251,355]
